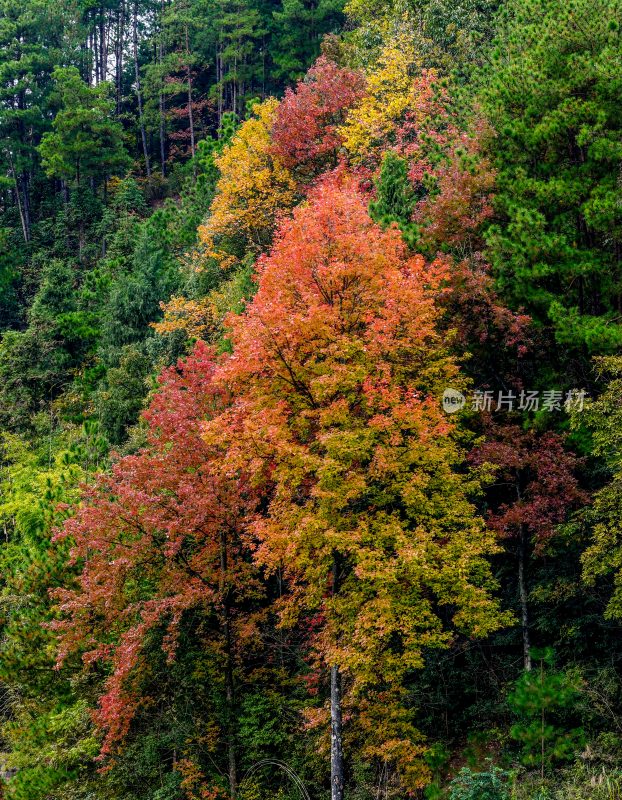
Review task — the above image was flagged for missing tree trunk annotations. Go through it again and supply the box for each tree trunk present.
[330,554,344,800]
[100,6,106,83]
[133,0,151,176]
[115,6,121,111]
[21,172,31,239]
[88,30,94,86]
[159,0,166,176]
[93,19,99,83]
[232,53,237,120]
[518,523,532,672]
[220,531,238,799]
[115,1,125,115]
[8,153,28,243]
[331,666,344,800]
[14,92,31,242]
[217,46,223,128]
[184,23,196,178]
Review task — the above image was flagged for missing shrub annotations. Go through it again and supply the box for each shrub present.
[448,766,511,800]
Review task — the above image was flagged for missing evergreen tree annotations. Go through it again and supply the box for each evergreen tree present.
[369,151,418,246]
[480,0,622,362]
[272,0,345,82]
[0,0,69,243]
[39,66,130,188]
[508,648,585,777]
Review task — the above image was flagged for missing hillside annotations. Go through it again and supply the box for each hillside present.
[0,1,622,799]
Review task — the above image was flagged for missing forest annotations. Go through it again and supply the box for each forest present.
[0,0,621,798]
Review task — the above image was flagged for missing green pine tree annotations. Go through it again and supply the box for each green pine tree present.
[369,151,419,248]
[480,0,622,362]
[508,648,585,777]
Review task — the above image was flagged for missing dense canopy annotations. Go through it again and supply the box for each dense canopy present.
[0,1,621,799]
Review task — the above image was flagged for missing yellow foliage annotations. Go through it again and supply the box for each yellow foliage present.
[154,267,253,343]
[344,0,487,75]
[152,296,215,340]
[344,0,389,24]
[198,98,297,263]
[303,688,431,793]
[339,34,430,165]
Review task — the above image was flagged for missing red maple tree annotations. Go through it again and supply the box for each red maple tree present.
[53,342,259,792]
[470,423,587,670]
[271,57,365,182]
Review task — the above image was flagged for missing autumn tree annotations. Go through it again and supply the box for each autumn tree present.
[368,124,530,389]
[207,176,509,795]
[271,56,365,182]
[53,343,261,795]
[198,97,298,267]
[412,119,496,260]
[578,356,622,621]
[342,42,496,267]
[339,38,440,169]
[471,424,586,671]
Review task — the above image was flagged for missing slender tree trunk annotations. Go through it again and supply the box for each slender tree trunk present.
[96,14,102,84]
[217,46,223,127]
[240,52,246,113]
[115,6,121,112]
[518,523,532,672]
[21,172,31,237]
[8,153,28,243]
[184,23,196,178]
[88,30,93,85]
[133,0,151,176]
[115,1,125,115]
[159,0,166,176]
[12,183,28,244]
[93,20,98,83]
[14,91,31,242]
[330,555,344,800]
[331,666,344,800]
[100,6,106,82]
[220,531,238,799]
[80,41,86,83]
[232,54,237,119]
